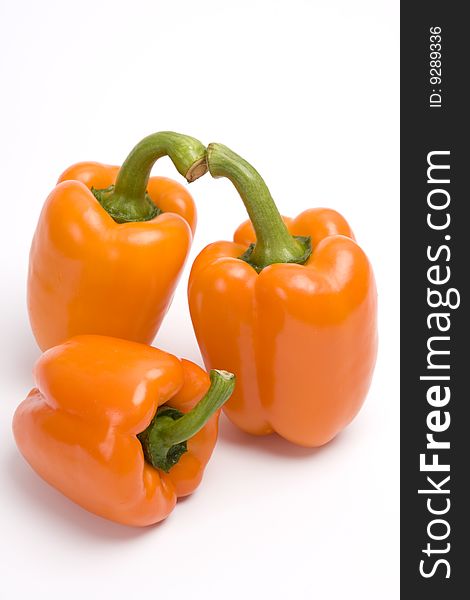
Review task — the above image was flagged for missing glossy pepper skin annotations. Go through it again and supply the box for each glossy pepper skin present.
[13,335,234,527]
[188,144,377,447]
[28,132,206,351]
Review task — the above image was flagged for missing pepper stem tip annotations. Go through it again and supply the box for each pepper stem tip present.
[138,369,235,472]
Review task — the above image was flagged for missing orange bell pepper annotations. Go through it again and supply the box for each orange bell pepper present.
[28,132,207,351]
[188,144,377,447]
[13,335,234,526]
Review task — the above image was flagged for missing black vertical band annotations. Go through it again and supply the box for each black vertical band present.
[400,3,467,595]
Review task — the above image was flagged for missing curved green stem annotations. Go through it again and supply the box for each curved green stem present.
[207,143,311,271]
[138,369,235,472]
[93,132,207,223]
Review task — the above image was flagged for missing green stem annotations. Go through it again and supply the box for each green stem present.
[206,143,311,271]
[138,369,235,472]
[93,132,207,223]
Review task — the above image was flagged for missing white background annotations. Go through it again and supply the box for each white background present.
[0,1,399,598]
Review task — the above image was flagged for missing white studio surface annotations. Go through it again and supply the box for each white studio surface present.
[0,1,399,599]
